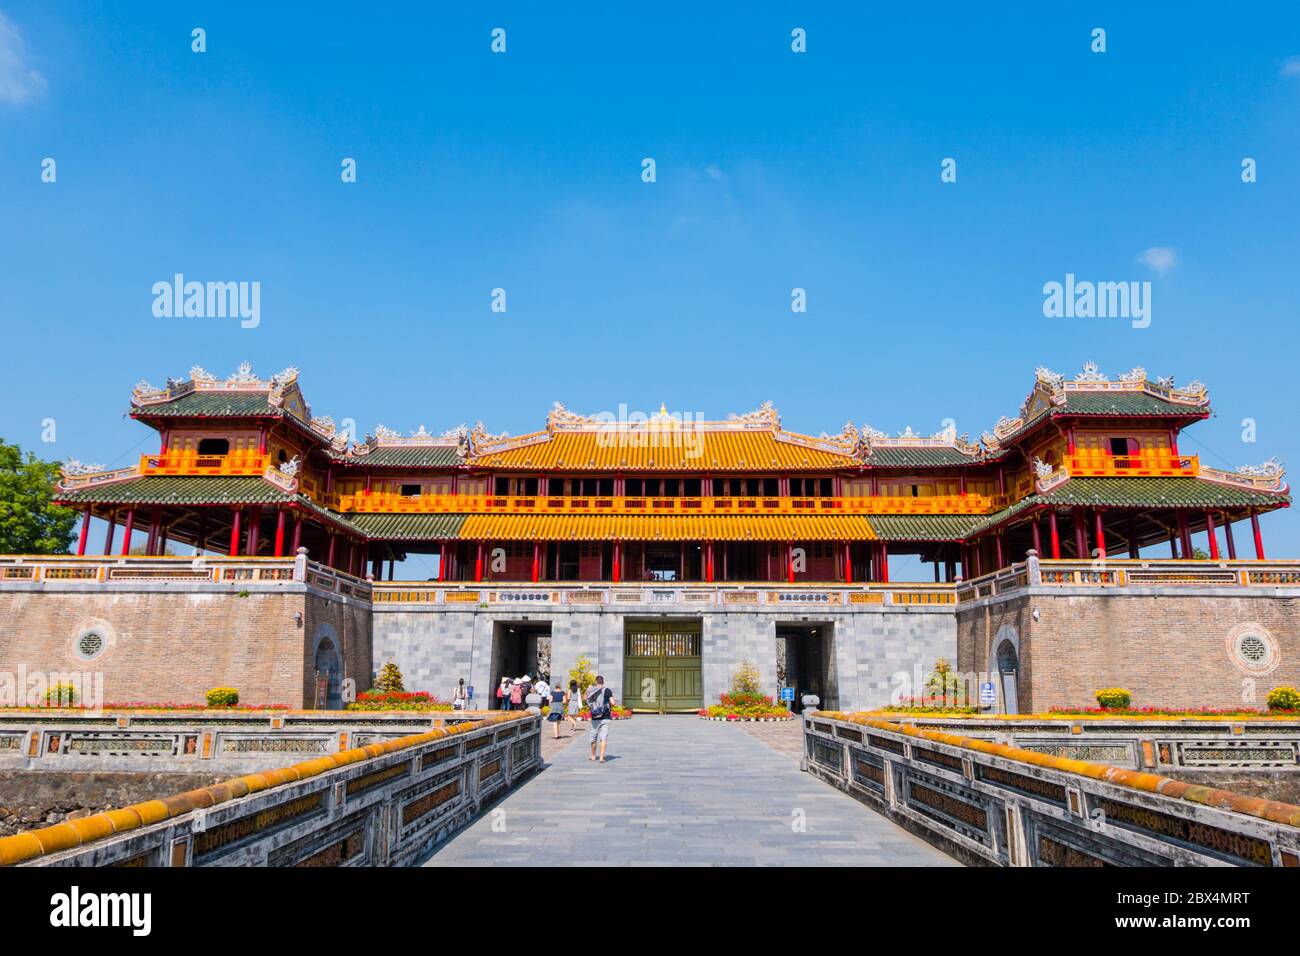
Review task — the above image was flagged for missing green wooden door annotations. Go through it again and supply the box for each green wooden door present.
[623,621,703,713]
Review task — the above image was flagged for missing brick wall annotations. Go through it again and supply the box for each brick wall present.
[0,587,369,708]
[959,590,1300,711]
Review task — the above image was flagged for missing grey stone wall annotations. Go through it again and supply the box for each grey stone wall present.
[374,603,956,712]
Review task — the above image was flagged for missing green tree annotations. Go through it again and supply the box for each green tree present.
[0,440,77,554]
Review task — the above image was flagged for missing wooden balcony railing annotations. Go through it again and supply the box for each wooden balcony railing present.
[1063,451,1199,478]
[333,492,1009,516]
[140,452,271,477]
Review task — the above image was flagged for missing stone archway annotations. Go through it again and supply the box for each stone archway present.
[993,624,1020,715]
[312,625,343,709]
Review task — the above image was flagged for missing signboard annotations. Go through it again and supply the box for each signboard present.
[979,682,997,706]
[780,687,795,703]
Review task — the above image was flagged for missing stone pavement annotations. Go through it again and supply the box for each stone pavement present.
[423,715,957,866]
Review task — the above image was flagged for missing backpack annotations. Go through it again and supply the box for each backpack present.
[589,686,611,720]
[511,684,522,704]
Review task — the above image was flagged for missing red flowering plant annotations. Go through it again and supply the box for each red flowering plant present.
[1046,705,1270,717]
[347,690,453,712]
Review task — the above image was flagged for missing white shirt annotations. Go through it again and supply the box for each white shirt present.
[535,681,551,698]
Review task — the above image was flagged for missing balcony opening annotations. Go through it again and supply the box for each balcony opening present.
[400,483,422,497]
[197,437,230,456]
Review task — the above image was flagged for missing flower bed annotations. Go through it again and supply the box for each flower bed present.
[346,691,453,712]
[575,703,633,720]
[696,692,793,721]
[1047,705,1295,717]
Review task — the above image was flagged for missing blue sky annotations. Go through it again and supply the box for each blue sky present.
[2,2,1299,570]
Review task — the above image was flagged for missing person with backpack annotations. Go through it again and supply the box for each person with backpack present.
[509,679,523,710]
[586,675,615,762]
[496,677,510,710]
[452,678,469,711]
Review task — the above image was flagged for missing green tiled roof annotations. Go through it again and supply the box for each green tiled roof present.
[865,448,990,468]
[972,477,1289,535]
[346,513,468,541]
[1060,392,1209,417]
[336,447,461,468]
[130,392,281,418]
[869,514,986,541]
[1038,476,1286,508]
[56,476,295,505]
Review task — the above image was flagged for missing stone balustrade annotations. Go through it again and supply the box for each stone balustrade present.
[804,711,1300,867]
[0,711,540,867]
[0,709,495,773]
[859,714,1300,774]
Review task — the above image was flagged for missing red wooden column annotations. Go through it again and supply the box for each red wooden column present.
[291,514,303,555]
[274,509,287,557]
[1048,510,1060,559]
[1251,510,1265,559]
[611,541,621,583]
[145,508,161,556]
[1224,517,1237,559]
[1073,507,1088,558]
[1176,512,1192,559]
[842,542,852,583]
[102,512,117,555]
[1030,517,1041,557]
[326,532,336,567]
[532,541,541,583]
[229,509,242,556]
[1205,510,1220,560]
[1094,510,1107,560]
[994,534,1004,569]
[878,543,890,583]
[786,542,795,584]
[76,507,91,556]
[705,542,714,583]
[120,509,136,556]
[247,506,262,556]
[475,543,484,582]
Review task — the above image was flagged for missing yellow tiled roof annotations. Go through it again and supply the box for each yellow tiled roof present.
[458,513,876,541]
[470,431,858,472]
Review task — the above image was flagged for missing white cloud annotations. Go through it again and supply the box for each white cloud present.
[705,164,725,181]
[0,11,46,105]
[1137,247,1177,276]
[1282,55,1300,77]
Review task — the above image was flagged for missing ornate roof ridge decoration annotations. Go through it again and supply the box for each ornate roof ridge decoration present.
[546,401,786,434]
[130,363,312,419]
[860,421,986,459]
[997,362,1212,444]
[56,462,144,493]
[348,422,467,459]
[727,401,780,430]
[61,459,107,477]
[1197,458,1289,495]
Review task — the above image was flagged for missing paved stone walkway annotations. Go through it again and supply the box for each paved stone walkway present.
[423,716,957,866]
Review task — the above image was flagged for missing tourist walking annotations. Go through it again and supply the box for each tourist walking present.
[497,677,510,710]
[566,679,581,734]
[587,675,614,762]
[509,679,523,710]
[452,678,469,711]
[545,679,566,739]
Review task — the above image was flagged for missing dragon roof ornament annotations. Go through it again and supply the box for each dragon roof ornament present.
[727,401,780,429]
[61,459,107,477]
[1238,458,1284,478]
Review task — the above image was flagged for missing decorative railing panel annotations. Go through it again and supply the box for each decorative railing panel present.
[804,713,1300,867]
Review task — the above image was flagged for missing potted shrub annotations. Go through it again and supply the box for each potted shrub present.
[1266,686,1300,712]
[206,687,240,709]
[1094,688,1131,711]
